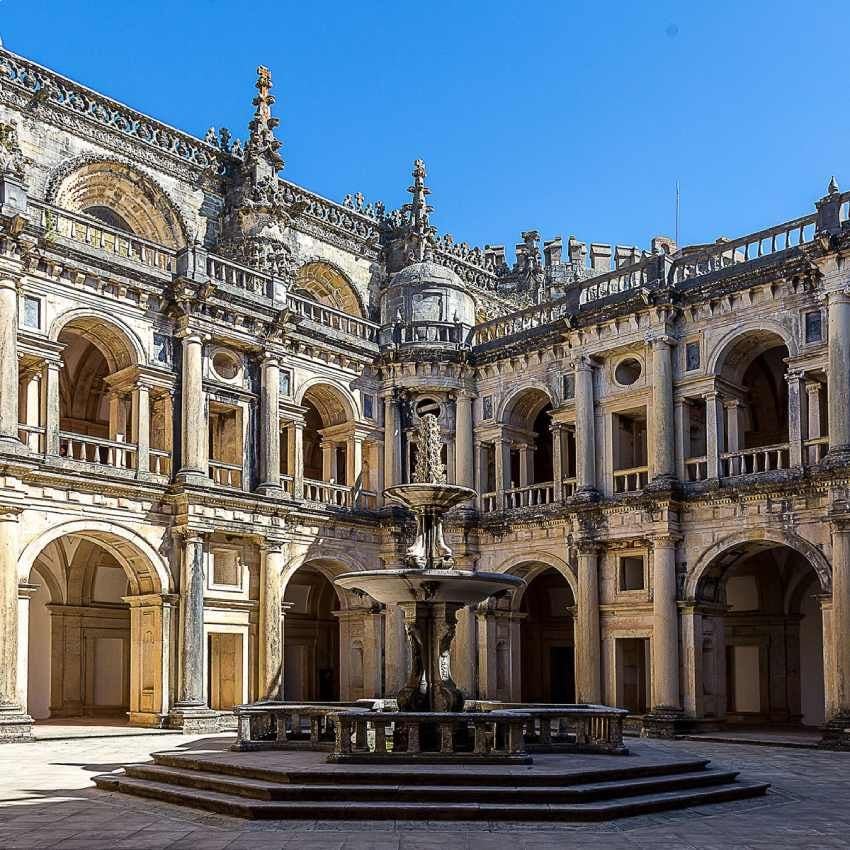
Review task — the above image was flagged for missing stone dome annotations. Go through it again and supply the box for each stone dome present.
[380,259,475,327]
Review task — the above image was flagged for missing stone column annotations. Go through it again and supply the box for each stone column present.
[260,541,284,701]
[704,392,725,479]
[348,434,364,503]
[575,542,601,703]
[674,399,686,481]
[494,438,510,508]
[257,355,281,495]
[786,370,803,468]
[131,383,150,479]
[19,368,41,452]
[574,357,598,499]
[518,445,532,487]
[827,289,850,462]
[0,279,20,447]
[0,508,32,739]
[170,531,215,731]
[551,423,564,500]
[383,396,396,490]
[724,399,742,453]
[650,535,681,716]
[321,441,336,482]
[384,604,407,696]
[806,380,823,465]
[824,521,850,746]
[291,420,304,499]
[454,393,474,489]
[178,332,208,482]
[649,337,676,486]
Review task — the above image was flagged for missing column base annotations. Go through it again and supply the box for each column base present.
[256,483,284,498]
[0,705,34,742]
[569,487,600,504]
[175,469,212,487]
[819,713,850,750]
[0,436,29,457]
[641,707,691,739]
[167,705,219,734]
[644,475,677,493]
[820,447,850,471]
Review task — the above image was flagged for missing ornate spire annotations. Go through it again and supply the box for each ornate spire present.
[403,159,436,261]
[244,65,284,173]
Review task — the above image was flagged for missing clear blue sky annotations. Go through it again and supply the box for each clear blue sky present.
[2,1,848,257]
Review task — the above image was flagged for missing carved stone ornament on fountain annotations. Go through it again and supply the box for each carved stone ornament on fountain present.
[335,412,523,713]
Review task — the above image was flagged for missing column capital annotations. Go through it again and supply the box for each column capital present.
[261,537,286,555]
[805,379,824,394]
[572,353,598,371]
[651,533,682,549]
[0,505,21,522]
[260,352,281,368]
[172,526,206,546]
[785,369,805,384]
[646,332,677,348]
[574,538,601,556]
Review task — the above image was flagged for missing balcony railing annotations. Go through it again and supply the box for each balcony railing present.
[287,293,379,344]
[381,321,470,348]
[503,481,555,509]
[18,423,44,453]
[685,456,709,482]
[720,443,790,478]
[613,465,649,494]
[206,254,273,299]
[804,436,829,466]
[209,459,243,488]
[59,432,137,470]
[304,478,352,508]
[480,491,498,512]
[562,477,577,498]
[149,449,172,477]
[34,202,176,274]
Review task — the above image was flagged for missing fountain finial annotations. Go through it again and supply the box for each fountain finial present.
[414,413,446,485]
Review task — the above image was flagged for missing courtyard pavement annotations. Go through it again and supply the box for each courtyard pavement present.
[0,728,847,849]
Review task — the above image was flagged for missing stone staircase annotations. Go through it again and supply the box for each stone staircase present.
[94,751,769,821]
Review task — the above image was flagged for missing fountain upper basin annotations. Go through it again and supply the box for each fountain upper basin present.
[384,483,475,511]
[334,568,524,607]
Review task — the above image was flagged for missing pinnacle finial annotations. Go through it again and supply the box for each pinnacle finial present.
[244,64,283,172]
[404,159,436,261]
[828,176,840,196]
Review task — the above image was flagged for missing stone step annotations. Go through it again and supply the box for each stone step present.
[122,763,742,803]
[93,773,770,821]
[151,751,712,787]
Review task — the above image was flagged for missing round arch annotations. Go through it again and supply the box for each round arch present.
[294,261,367,318]
[498,385,555,427]
[46,156,189,248]
[297,378,359,425]
[19,520,172,595]
[684,528,831,600]
[50,309,146,371]
[494,551,577,610]
[707,321,797,380]
[280,550,367,609]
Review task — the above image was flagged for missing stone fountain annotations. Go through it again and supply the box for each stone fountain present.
[335,413,523,712]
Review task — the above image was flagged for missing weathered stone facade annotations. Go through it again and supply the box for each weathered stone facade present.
[0,45,848,746]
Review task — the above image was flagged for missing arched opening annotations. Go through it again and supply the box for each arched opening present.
[55,317,148,471]
[23,529,168,727]
[300,383,366,505]
[695,541,825,729]
[492,388,554,504]
[520,567,576,703]
[283,566,341,701]
[294,261,366,318]
[50,160,187,248]
[714,330,792,475]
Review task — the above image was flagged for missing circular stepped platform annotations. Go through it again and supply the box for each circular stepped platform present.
[94,741,769,822]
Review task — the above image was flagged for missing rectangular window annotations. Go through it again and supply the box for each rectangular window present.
[22,295,41,330]
[153,332,172,365]
[364,394,374,420]
[482,395,494,420]
[562,373,575,400]
[211,548,241,588]
[279,369,292,397]
[619,555,645,591]
[685,341,701,371]
[805,310,823,343]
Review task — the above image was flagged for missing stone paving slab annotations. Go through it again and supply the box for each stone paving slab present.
[0,732,847,848]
